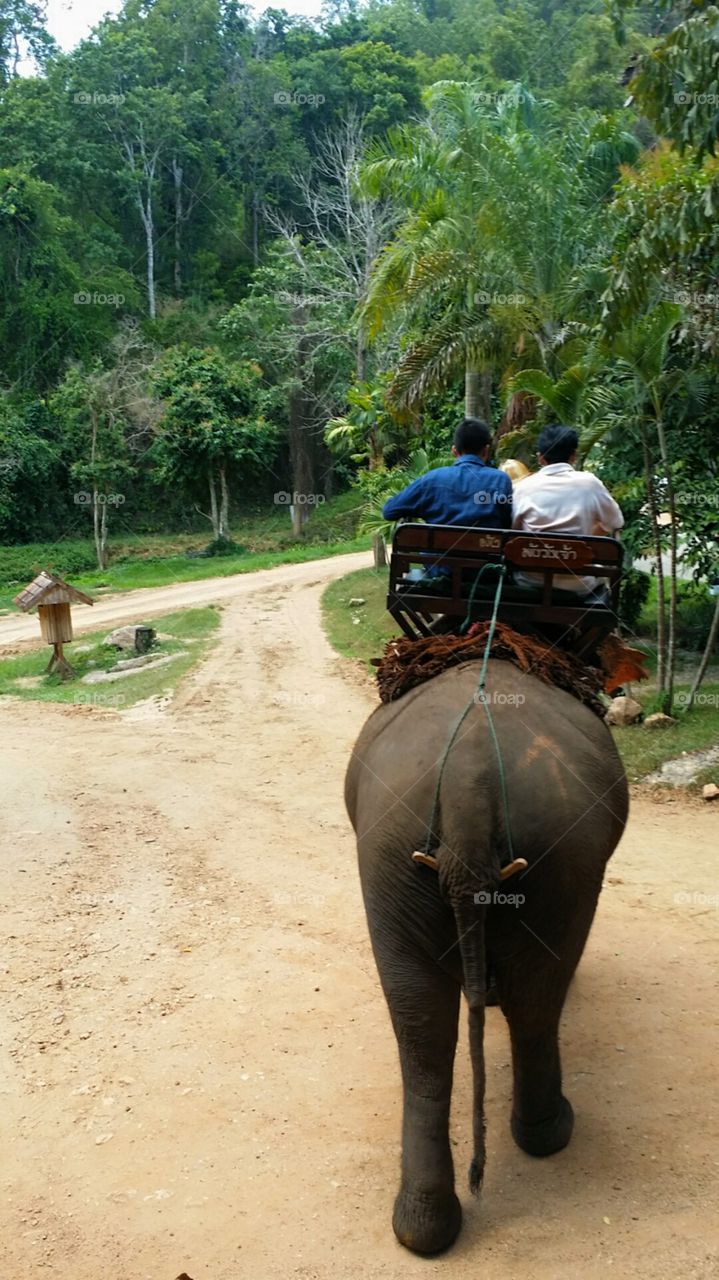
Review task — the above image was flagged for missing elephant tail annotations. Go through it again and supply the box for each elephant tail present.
[449,891,489,1196]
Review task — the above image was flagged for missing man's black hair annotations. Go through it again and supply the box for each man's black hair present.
[537,423,578,464]
[453,417,492,455]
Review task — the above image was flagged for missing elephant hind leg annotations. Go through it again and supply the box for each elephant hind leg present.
[492,882,600,1157]
[495,942,578,1158]
[375,944,463,1254]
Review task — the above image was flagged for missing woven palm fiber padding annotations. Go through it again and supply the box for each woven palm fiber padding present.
[372,621,607,719]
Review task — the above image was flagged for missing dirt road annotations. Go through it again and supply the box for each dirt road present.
[0,550,370,647]
[1,556,717,1280]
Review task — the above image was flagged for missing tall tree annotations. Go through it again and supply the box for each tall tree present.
[360,81,638,415]
[0,0,54,82]
[153,347,275,541]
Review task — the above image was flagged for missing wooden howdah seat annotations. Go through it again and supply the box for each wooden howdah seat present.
[387,523,623,659]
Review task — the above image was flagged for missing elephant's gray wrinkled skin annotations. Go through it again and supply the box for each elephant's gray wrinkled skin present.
[345,659,628,1255]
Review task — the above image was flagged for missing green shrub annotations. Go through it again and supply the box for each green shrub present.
[204,537,246,557]
[0,540,98,586]
[618,568,651,635]
[675,583,717,651]
[637,576,717,652]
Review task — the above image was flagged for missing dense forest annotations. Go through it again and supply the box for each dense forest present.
[0,0,718,708]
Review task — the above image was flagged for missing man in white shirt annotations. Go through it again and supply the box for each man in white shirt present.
[512,424,624,595]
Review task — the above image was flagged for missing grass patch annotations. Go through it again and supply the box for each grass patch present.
[0,607,220,709]
[321,567,719,789]
[613,686,719,784]
[321,567,393,667]
[0,492,369,611]
[0,535,370,612]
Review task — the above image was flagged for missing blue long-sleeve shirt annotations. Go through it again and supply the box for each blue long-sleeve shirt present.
[382,455,513,528]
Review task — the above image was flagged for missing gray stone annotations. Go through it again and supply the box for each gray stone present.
[104,624,156,652]
[81,652,188,683]
[605,695,643,727]
[643,712,677,729]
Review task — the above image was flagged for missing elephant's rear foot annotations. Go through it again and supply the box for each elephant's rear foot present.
[511,1094,574,1157]
[392,1185,462,1255]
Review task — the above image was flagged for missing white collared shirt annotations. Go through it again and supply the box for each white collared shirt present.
[512,463,624,593]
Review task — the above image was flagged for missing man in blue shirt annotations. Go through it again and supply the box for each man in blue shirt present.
[382,418,512,528]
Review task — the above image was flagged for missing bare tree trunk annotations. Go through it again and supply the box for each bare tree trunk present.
[124,133,159,320]
[372,533,387,569]
[465,364,481,418]
[145,195,156,319]
[642,431,666,699]
[100,500,108,570]
[218,462,230,540]
[93,496,101,570]
[480,371,492,424]
[356,323,367,383]
[172,156,183,296]
[288,306,317,536]
[252,189,260,267]
[654,411,677,713]
[685,593,719,710]
[208,465,219,540]
[89,405,107,571]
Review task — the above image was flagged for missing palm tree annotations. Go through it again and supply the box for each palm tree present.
[508,356,617,461]
[609,302,684,710]
[358,81,638,417]
[509,303,689,711]
[326,379,420,566]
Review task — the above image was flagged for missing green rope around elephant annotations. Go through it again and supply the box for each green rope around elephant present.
[422,562,516,869]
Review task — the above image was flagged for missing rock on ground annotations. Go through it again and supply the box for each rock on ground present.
[605,694,643,726]
[103,624,156,651]
[81,652,187,683]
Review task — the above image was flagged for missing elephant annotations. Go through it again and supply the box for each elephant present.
[345,657,628,1255]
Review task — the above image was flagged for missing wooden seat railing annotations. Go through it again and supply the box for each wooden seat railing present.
[387,524,623,657]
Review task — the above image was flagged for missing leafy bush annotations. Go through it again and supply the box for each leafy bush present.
[637,577,717,652]
[204,537,246,557]
[0,540,99,586]
[675,583,717,651]
[618,568,651,635]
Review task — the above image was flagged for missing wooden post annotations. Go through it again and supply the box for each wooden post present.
[46,641,75,679]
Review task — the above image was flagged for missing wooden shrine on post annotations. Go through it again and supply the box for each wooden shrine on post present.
[13,571,94,679]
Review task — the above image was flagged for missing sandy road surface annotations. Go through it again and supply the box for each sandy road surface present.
[1,555,718,1280]
[0,551,370,647]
